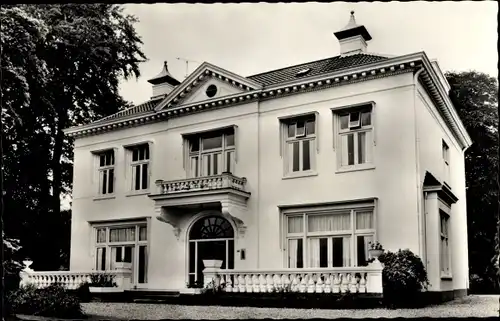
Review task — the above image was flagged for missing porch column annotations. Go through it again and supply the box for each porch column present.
[202,259,223,287]
[424,191,441,291]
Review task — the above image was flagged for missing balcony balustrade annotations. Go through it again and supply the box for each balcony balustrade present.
[154,172,247,195]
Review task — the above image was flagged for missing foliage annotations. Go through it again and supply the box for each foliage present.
[186,280,204,289]
[1,4,145,272]
[6,283,84,318]
[75,282,91,302]
[378,249,429,308]
[445,71,499,293]
[369,241,384,251]
[201,278,226,295]
[88,273,117,287]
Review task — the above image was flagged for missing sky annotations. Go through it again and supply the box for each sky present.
[119,2,498,106]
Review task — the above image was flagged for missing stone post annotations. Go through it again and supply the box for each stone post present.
[113,262,132,290]
[366,259,384,294]
[19,259,34,287]
[202,259,223,288]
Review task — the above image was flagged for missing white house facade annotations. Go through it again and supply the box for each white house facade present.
[51,13,471,300]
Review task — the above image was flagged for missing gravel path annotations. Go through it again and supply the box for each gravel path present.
[82,295,499,319]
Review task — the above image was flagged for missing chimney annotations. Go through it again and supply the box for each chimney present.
[334,11,372,56]
[147,61,181,100]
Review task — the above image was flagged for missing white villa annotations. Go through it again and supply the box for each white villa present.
[23,12,472,301]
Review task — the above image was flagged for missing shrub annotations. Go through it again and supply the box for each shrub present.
[7,283,84,318]
[88,273,117,287]
[75,281,92,303]
[186,280,204,289]
[378,249,429,308]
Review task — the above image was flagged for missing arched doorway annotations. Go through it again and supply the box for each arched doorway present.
[188,215,235,285]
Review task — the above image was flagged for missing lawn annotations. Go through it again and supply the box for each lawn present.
[82,294,499,319]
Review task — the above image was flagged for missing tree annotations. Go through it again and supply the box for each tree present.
[446,71,499,293]
[1,4,146,273]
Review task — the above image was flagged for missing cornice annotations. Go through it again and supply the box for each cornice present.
[64,52,471,150]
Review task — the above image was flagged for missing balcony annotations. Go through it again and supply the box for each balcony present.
[149,173,251,239]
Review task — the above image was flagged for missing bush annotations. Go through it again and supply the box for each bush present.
[88,273,117,287]
[75,281,92,303]
[378,249,429,308]
[7,283,85,319]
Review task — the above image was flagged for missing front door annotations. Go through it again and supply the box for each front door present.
[188,215,235,285]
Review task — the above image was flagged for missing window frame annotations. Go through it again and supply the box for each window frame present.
[183,126,237,178]
[279,112,319,179]
[92,220,149,285]
[438,200,452,279]
[92,148,117,199]
[124,142,153,195]
[282,201,377,268]
[442,140,451,187]
[332,102,376,173]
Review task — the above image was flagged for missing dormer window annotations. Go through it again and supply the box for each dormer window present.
[295,68,312,77]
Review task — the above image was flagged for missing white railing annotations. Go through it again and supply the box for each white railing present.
[155,173,247,195]
[19,261,133,290]
[202,260,384,294]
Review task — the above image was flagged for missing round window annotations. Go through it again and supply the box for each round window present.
[206,84,218,98]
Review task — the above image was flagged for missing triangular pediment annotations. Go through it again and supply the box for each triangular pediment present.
[155,62,263,111]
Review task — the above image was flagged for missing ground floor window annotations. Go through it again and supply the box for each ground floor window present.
[440,210,451,276]
[285,204,375,268]
[188,215,234,285]
[94,222,148,284]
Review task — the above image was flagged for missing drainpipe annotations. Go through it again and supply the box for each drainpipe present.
[413,67,425,262]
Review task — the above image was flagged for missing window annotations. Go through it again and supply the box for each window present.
[187,128,235,177]
[284,206,375,268]
[334,105,373,170]
[97,150,115,195]
[442,140,450,185]
[94,223,148,284]
[440,211,451,276]
[281,114,317,176]
[128,144,150,191]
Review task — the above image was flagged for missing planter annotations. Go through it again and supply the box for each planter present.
[203,259,223,269]
[89,287,123,293]
[181,288,202,295]
[369,249,384,259]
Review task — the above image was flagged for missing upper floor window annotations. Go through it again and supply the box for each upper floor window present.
[128,144,150,191]
[187,128,235,178]
[442,140,450,185]
[280,113,318,177]
[334,104,374,171]
[97,150,115,195]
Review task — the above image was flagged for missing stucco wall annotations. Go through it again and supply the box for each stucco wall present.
[416,84,468,292]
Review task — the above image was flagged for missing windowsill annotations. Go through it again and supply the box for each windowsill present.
[282,171,318,180]
[126,190,151,197]
[93,195,116,201]
[441,273,453,281]
[336,165,375,174]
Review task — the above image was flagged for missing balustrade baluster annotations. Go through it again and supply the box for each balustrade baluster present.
[349,273,358,293]
[252,274,260,293]
[232,274,239,293]
[245,274,253,293]
[225,274,232,292]
[266,274,274,292]
[307,274,316,293]
[299,274,307,293]
[291,274,299,292]
[283,274,291,291]
[359,273,367,293]
[274,274,282,291]
[238,275,246,292]
[316,274,324,293]
[340,273,349,293]
[332,274,340,293]
[259,274,267,292]
[324,274,332,293]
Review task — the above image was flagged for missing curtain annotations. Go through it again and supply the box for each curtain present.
[341,134,349,166]
[287,216,303,234]
[308,238,320,267]
[343,237,351,267]
[96,228,106,243]
[139,226,147,241]
[356,211,373,230]
[288,239,298,268]
[308,212,350,232]
[96,248,106,270]
[110,227,136,242]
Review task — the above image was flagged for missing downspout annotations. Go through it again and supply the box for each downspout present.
[413,67,426,264]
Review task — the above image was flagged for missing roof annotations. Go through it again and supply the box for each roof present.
[147,61,181,86]
[95,98,163,123]
[93,53,388,125]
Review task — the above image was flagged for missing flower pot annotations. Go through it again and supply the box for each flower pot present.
[203,259,223,269]
[89,287,123,293]
[369,249,384,259]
